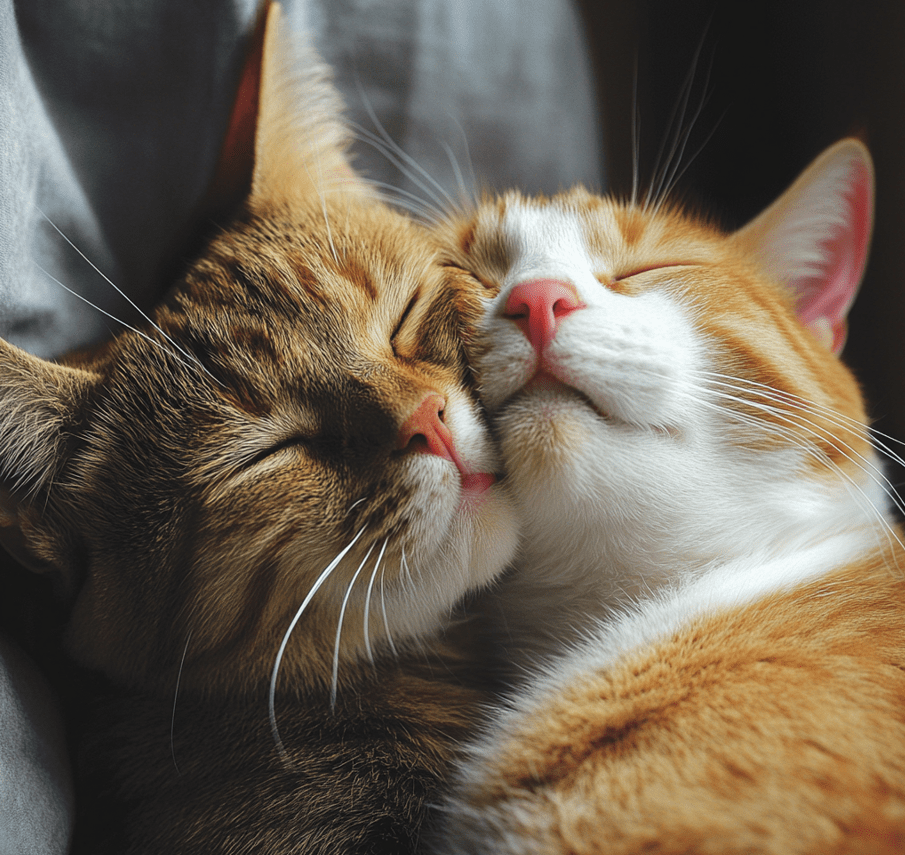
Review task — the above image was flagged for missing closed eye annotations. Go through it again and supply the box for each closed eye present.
[613,263,695,282]
[244,436,311,468]
[391,292,420,353]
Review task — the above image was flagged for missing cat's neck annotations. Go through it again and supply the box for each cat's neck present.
[489,451,897,675]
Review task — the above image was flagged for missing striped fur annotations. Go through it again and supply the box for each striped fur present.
[432,140,905,852]
[0,5,518,852]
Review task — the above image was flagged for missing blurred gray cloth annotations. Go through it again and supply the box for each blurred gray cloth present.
[0,638,72,855]
[0,0,601,852]
[1,0,601,359]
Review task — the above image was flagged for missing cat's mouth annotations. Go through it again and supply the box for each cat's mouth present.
[518,370,678,439]
[522,369,621,426]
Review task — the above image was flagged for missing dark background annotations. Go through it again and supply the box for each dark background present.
[580,0,905,494]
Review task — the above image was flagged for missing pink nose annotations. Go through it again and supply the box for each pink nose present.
[397,393,455,460]
[503,279,584,353]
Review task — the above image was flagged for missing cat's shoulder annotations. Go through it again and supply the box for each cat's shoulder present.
[437,532,905,854]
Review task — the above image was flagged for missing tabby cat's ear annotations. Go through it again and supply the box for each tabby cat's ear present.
[211,0,370,214]
[734,138,873,353]
[0,339,98,574]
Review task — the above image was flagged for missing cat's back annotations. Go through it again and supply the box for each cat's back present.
[438,540,905,855]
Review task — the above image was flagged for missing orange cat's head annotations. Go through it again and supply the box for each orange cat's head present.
[436,140,881,601]
[0,4,517,695]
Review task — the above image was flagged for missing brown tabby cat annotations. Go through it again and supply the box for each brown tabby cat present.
[430,139,905,853]
[0,4,517,853]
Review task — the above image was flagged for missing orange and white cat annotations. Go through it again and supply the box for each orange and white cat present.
[433,140,905,853]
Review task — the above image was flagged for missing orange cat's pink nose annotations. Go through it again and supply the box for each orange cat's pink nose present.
[504,279,584,353]
[397,393,455,461]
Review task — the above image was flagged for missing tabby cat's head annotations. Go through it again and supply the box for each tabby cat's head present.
[437,140,881,588]
[0,5,517,694]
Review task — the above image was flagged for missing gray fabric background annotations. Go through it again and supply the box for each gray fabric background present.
[0,1,601,851]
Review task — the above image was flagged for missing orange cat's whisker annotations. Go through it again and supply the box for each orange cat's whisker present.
[699,374,905,520]
[693,388,904,555]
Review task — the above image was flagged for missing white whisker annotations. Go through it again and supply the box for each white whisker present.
[362,538,389,665]
[33,262,213,379]
[269,525,366,761]
[699,374,905,520]
[35,210,222,385]
[379,558,398,659]
[349,100,456,210]
[170,629,193,776]
[331,542,377,708]
[688,382,904,554]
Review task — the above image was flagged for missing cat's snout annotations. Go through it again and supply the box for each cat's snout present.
[504,279,584,355]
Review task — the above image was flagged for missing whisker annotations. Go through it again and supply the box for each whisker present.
[349,94,457,210]
[356,178,444,224]
[269,525,367,761]
[35,210,222,385]
[331,542,377,708]
[691,383,904,551]
[438,138,474,211]
[701,373,905,489]
[362,538,389,665]
[33,262,215,380]
[170,629,193,776]
[379,557,398,659]
[700,370,905,463]
[631,55,641,208]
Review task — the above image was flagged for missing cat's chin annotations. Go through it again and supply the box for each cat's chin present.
[507,370,679,441]
[502,372,629,441]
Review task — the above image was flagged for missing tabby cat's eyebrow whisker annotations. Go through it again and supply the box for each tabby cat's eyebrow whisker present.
[349,123,451,213]
[269,526,367,760]
[356,102,458,211]
[170,629,193,776]
[35,210,222,386]
[362,538,389,666]
[357,178,443,224]
[331,542,376,708]
[443,109,479,207]
[33,262,216,383]
[348,98,457,211]
[438,138,475,211]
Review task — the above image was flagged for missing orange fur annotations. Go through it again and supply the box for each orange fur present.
[431,140,903,853]
[456,563,905,854]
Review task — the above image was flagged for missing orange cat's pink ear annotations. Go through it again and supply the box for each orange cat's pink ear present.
[734,139,874,353]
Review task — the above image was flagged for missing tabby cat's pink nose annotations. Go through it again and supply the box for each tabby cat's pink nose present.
[397,393,455,461]
[504,279,584,353]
